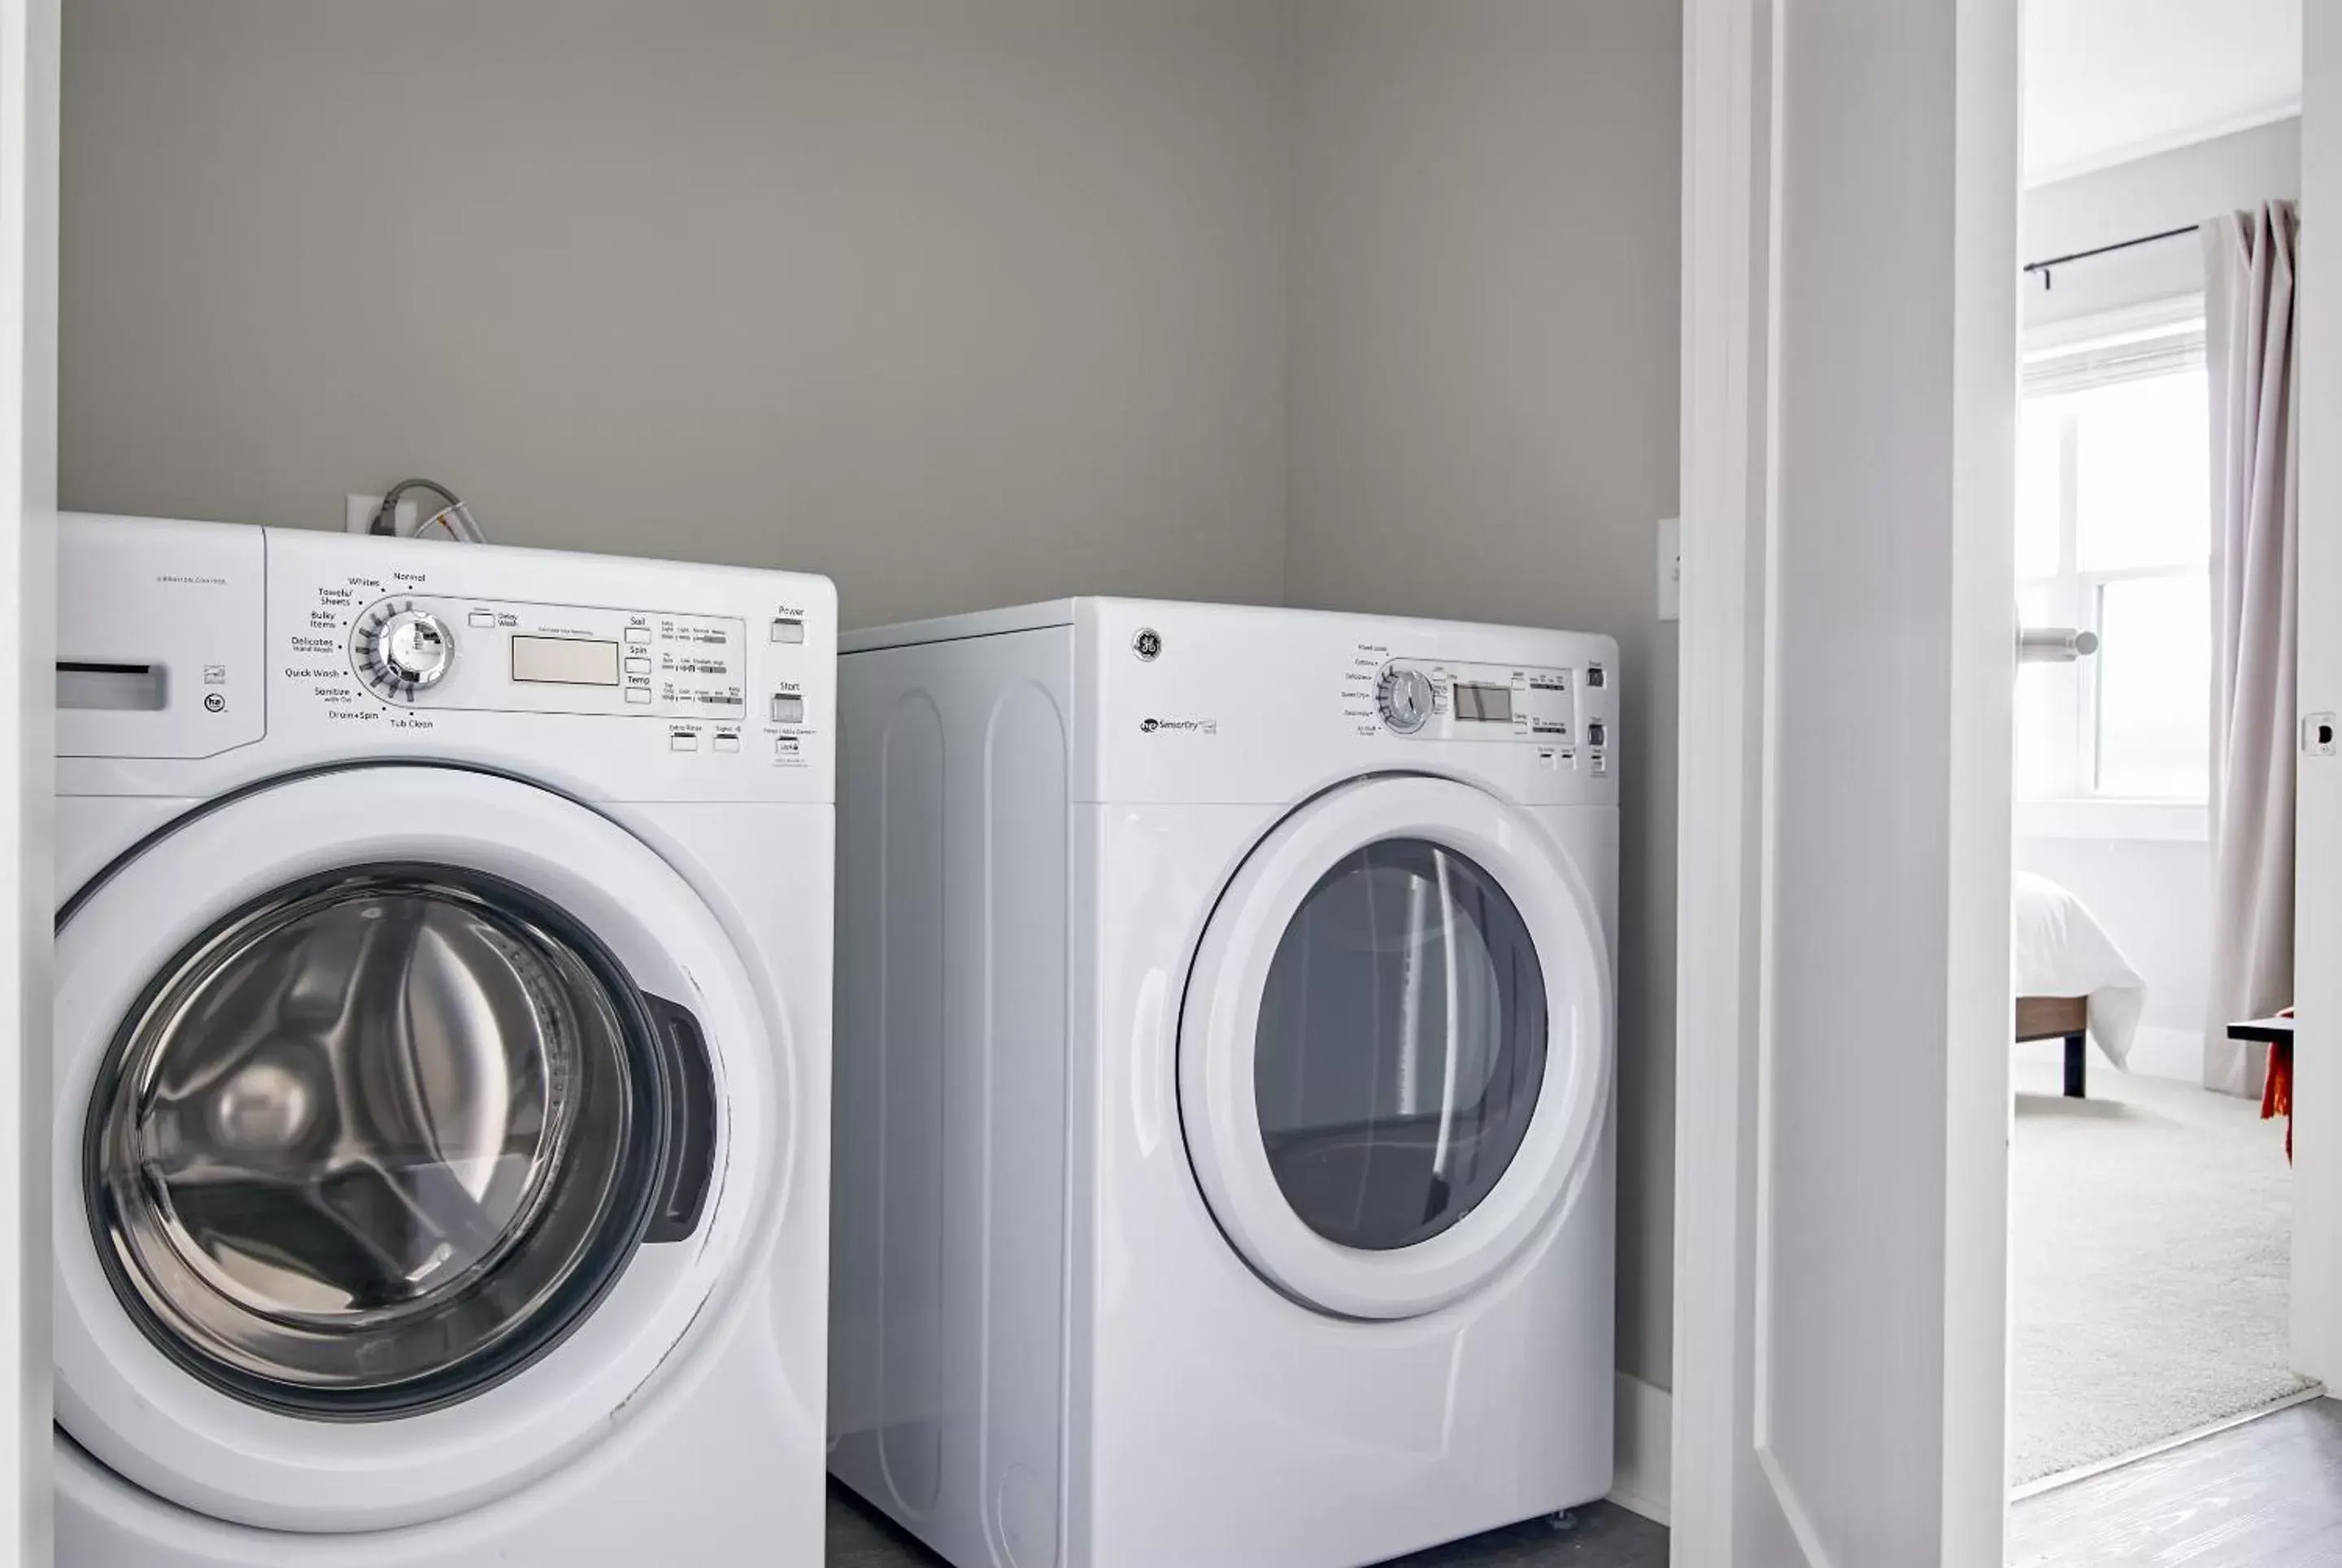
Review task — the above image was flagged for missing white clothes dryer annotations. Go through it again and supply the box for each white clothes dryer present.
[830,599,1617,1568]
[53,516,834,1566]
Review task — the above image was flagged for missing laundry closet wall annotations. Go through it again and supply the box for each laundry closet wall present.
[60,0,1686,1410]
[1285,0,1683,1392]
[59,0,1295,625]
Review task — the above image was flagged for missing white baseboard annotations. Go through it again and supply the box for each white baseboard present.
[2122,1026,2208,1084]
[1608,1371,1671,1527]
[2013,1026,2205,1087]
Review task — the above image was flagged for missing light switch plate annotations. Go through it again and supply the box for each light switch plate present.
[1657,517,1682,622]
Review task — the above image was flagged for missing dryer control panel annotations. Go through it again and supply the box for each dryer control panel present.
[1361,656,1616,780]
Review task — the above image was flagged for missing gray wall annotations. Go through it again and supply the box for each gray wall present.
[60,0,1295,627]
[2023,115,2300,328]
[1285,0,1682,1387]
[63,0,1686,1390]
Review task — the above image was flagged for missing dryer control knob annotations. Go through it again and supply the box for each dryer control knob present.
[1378,666,1434,734]
[362,607,454,696]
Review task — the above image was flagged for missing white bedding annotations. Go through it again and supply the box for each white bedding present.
[2013,871,2147,1067]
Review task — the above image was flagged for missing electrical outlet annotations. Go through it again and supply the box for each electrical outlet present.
[346,493,419,536]
[1657,517,1682,622]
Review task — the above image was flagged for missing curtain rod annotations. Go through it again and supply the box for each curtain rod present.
[2022,224,2197,290]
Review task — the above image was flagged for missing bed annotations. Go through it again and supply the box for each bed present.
[2012,871,2147,1099]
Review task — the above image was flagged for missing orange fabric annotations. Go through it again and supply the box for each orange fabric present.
[2262,1038,2294,1162]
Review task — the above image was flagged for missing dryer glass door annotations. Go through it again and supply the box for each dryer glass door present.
[1179,775,1611,1321]
[1253,838,1547,1252]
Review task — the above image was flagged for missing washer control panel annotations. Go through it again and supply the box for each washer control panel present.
[59,515,836,802]
[339,592,751,719]
[1366,656,1616,777]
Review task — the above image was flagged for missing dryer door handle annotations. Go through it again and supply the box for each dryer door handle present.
[641,994,720,1244]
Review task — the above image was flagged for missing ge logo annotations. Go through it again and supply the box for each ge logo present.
[1132,629,1162,661]
[202,693,226,714]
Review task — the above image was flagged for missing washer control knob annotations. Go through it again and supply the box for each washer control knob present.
[1378,666,1434,734]
[359,606,454,698]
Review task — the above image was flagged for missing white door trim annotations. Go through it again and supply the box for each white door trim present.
[1671,0,2016,1561]
[0,0,58,1560]
[1668,2,1774,1565]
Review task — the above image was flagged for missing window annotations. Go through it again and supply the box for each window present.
[2016,306,2210,825]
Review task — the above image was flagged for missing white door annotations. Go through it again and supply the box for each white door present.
[51,767,768,1534]
[0,1,58,1561]
[1178,774,1611,1319]
[2292,4,2342,1391]
[1672,2,2018,1564]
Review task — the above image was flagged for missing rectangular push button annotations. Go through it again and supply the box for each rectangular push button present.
[625,688,651,705]
[625,626,651,647]
[770,617,805,644]
[625,656,651,676]
[468,609,497,629]
[670,732,699,752]
[771,694,804,724]
[714,733,741,753]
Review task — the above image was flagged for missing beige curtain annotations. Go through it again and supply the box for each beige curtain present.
[2201,200,2300,1096]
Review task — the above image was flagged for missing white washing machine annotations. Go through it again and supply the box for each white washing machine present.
[830,599,1616,1568]
[53,515,834,1566]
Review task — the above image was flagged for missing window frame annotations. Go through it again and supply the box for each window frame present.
[2015,297,2213,841]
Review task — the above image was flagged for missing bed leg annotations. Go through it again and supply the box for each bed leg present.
[2063,1034,2087,1099]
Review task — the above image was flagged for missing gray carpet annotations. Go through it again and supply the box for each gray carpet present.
[2010,1051,2314,1483]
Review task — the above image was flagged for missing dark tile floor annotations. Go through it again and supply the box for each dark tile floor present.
[2008,1396,2342,1567]
[826,1485,1668,1568]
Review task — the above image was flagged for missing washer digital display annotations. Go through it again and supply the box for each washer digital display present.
[511,635,621,688]
[1452,682,1513,723]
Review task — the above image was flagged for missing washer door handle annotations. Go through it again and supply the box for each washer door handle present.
[641,995,720,1244]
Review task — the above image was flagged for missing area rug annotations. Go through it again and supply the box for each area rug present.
[2009,1051,2314,1484]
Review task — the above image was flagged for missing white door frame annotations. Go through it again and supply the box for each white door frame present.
[1665,0,1771,1557]
[0,0,56,1560]
[1679,3,2338,1562]
[2291,3,2342,1388]
[1670,0,2016,1561]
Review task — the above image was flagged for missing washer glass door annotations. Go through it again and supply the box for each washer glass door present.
[53,765,761,1534]
[89,865,686,1418]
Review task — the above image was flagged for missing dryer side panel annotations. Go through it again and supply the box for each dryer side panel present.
[834,626,1076,1568]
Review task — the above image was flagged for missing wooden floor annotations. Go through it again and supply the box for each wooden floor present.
[2009,1396,2342,1566]
[826,1484,1668,1567]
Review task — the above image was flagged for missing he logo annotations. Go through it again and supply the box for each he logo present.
[1140,717,1160,733]
[1138,716,1217,736]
